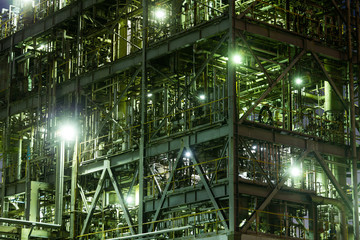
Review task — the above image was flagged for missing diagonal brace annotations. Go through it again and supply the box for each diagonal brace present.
[239,49,306,124]
[189,147,229,230]
[311,52,348,110]
[105,160,135,235]
[77,183,89,213]
[80,168,107,237]
[241,149,310,232]
[238,31,273,85]
[149,147,185,231]
[239,137,274,188]
[313,151,353,212]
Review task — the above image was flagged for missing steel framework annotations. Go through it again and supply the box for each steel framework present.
[0,0,359,239]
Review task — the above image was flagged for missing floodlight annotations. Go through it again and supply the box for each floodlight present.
[185,151,191,158]
[232,54,242,64]
[59,124,77,141]
[199,94,205,100]
[295,78,302,85]
[126,196,134,204]
[289,166,301,177]
[155,8,166,20]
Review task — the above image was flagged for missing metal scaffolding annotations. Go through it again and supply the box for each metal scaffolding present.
[0,0,359,239]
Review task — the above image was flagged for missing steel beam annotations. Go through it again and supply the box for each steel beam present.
[234,18,347,61]
[0,0,105,52]
[238,122,348,158]
[78,125,229,176]
[313,151,353,212]
[241,149,310,232]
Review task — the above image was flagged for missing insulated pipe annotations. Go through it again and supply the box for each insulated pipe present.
[0,218,60,229]
[311,196,347,240]
[107,226,192,240]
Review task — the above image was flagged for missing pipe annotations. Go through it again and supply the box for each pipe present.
[0,218,61,229]
[311,196,347,240]
[106,226,192,240]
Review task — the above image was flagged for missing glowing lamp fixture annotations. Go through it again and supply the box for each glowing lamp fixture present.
[126,196,134,204]
[232,54,242,64]
[185,151,191,158]
[147,93,153,97]
[289,166,301,177]
[295,78,302,85]
[199,94,205,100]
[58,124,77,141]
[155,8,166,20]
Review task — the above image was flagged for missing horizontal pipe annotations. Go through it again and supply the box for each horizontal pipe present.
[106,226,192,240]
[0,218,61,229]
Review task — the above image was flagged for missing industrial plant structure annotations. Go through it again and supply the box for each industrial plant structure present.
[0,0,359,239]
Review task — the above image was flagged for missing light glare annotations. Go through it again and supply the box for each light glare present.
[185,151,191,158]
[147,93,153,97]
[290,166,301,177]
[126,196,133,204]
[59,124,77,141]
[295,78,302,85]
[233,54,242,64]
[155,9,166,20]
[199,94,205,100]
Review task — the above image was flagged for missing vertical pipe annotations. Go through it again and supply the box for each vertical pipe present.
[139,0,148,234]
[17,137,22,180]
[55,140,65,225]
[70,3,82,237]
[347,0,359,239]
[228,0,238,234]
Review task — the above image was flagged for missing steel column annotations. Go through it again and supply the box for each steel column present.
[139,0,148,234]
[346,0,359,238]
[228,0,238,234]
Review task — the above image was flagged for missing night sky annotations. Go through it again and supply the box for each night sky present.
[0,0,10,10]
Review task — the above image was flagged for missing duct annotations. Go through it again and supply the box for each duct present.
[311,195,347,240]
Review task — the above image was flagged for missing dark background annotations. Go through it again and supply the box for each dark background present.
[0,0,10,10]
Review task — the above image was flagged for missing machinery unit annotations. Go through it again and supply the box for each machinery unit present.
[0,0,359,239]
